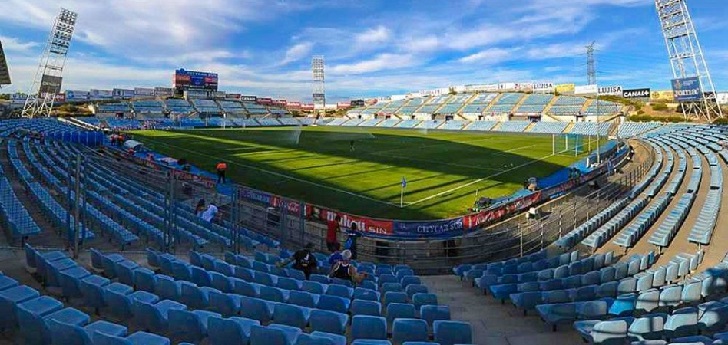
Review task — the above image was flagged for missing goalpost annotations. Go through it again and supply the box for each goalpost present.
[552,133,586,156]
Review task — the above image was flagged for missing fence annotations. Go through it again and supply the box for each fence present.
[12,136,653,275]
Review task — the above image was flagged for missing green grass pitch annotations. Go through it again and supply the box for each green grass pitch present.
[131,126,599,220]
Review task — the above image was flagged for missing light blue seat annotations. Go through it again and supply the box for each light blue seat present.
[274,303,311,329]
[574,319,629,345]
[133,268,156,293]
[318,295,350,314]
[309,309,348,335]
[352,315,388,340]
[78,275,109,314]
[254,271,277,286]
[250,324,302,345]
[114,261,140,287]
[628,313,666,341]
[48,318,127,345]
[681,281,703,305]
[16,296,65,345]
[636,290,660,314]
[302,281,326,295]
[536,303,577,331]
[420,305,451,330]
[135,300,186,333]
[392,318,429,344]
[100,253,125,279]
[233,278,260,297]
[240,296,274,323]
[664,307,699,339]
[401,276,421,288]
[542,290,570,304]
[94,331,171,345]
[597,281,619,298]
[58,267,91,299]
[154,275,180,301]
[209,291,242,316]
[609,294,637,317]
[618,278,638,295]
[289,290,318,308]
[211,272,233,293]
[577,300,609,320]
[168,309,221,343]
[511,292,542,315]
[571,285,598,302]
[489,284,518,303]
[659,285,683,311]
[412,293,438,310]
[278,277,303,291]
[354,288,380,302]
[171,262,192,281]
[260,286,289,303]
[208,316,260,345]
[191,266,212,287]
[234,267,254,281]
[384,292,408,307]
[102,283,134,319]
[433,320,472,345]
[697,303,728,333]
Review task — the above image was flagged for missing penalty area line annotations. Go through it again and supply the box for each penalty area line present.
[404,152,559,207]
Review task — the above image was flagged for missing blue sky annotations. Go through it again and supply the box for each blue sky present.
[1,0,727,102]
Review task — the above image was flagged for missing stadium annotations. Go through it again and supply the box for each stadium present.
[1,1,728,345]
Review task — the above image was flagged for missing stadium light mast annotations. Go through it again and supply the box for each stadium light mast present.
[587,42,601,164]
[0,41,11,90]
[22,8,77,118]
[655,0,722,121]
[312,55,326,115]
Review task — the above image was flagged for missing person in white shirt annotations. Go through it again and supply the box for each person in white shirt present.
[202,204,218,222]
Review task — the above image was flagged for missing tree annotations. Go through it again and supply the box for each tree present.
[448,87,457,95]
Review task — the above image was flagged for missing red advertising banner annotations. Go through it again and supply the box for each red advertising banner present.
[463,191,542,229]
[312,207,394,235]
[257,98,273,105]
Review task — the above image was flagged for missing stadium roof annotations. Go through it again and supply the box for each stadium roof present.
[0,41,10,85]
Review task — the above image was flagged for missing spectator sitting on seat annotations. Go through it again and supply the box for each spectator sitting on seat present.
[195,199,206,217]
[201,203,218,222]
[277,243,318,280]
[329,250,368,284]
[328,242,343,265]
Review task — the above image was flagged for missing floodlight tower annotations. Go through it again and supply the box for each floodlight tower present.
[655,0,722,121]
[22,8,77,118]
[312,55,326,114]
[586,42,596,86]
[0,41,11,89]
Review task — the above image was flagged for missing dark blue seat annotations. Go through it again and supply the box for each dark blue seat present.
[392,318,429,344]
[352,315,387,341]
[208,316,260,345]
[309,309,348,335]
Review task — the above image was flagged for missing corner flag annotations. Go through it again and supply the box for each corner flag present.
[400,177,407,208]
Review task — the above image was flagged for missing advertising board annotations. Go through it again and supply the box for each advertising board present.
[257,98,273,105]
[240,95,257,102]
[650,90,674,101]
[623,88,651,98]
[598,86,622,96]
[173,69,218,91]
[555,84,575,94]
[134,87,154,97]
[154,87,174,97]
[336,102,351,109]
[671,77,702,102]
[225,93,241,99]
[574,84,598,96]
[184,90,209,100]
[66,90,90,101]
[91,89,113,100]
[39,74,63,94]
[533,83,554,92]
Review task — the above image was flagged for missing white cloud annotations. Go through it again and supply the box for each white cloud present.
[280,42,313,65]
[525,43,587,60]
[355,26,391,44]
[330,54,417,74]
[459,48,516,64]
[0,36,40,53]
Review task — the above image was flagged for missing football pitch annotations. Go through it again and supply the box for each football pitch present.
[131,126,601,220]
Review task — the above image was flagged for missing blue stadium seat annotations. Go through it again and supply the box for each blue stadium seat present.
[208,316,260,345]
[351,299,382,317]
[274,303,311,329]
[309,309,348,335]
[250,324,302,345]
[352,315,388,340]
[135,299,186,334]
[392,318,429,344]
[433,320,472,345]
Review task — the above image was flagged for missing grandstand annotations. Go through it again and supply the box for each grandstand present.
[485,93,524,114]
[97,102,131,114]
[514,94,553,114]
[131,100,164,114]
[461,94,497,117]
[437,95,471,115]
[569,121,612,136]
[549,96,587,116]
[165,99,194,114]
[218,100,246,116]
[584,100,623,116]
[496,120,531,133]
[529,121,568,134]
[192,99,222,115]
[243,102,268,116]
